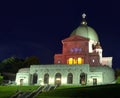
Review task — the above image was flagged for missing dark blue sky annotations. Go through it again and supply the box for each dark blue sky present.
[0,0,120,69]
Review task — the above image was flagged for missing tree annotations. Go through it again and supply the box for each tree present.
[23,56,40,67]
[0,56,40,73]
[115,68,120,78]
[0,56,24,73]
[116,76,120,84]
[0,74,3,85]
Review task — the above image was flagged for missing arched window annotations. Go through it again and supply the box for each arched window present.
[67,57,84,64]
[55,73,61,85]
[67,73,73,84]
[67,58,73,64]
[78,57,84,64]
[44,73,49,84]
[33,73,38,84]
[80,72,86,85]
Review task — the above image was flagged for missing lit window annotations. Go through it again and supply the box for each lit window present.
[68,58,73,64]
[67,57,84,64]
[78,58,84,64]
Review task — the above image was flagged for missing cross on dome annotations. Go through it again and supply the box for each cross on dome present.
[81,13,87,25]
[82,13,86,19]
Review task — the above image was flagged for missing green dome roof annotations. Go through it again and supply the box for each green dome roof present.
[70,14,99,41]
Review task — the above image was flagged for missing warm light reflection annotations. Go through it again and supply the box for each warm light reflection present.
[56,78,61,81]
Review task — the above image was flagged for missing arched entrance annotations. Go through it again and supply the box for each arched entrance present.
[44,73,49,84]
[20,79,23,85]
[55,73,61,85]
[33,73,38,84]
[67,73,73,84]
[80,72,86,85]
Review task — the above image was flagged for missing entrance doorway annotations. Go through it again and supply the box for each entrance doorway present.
[93,78,97,85]
[33,73,38,84]
[80,73,86,85]
[20,79,23,85]
[55,73,61,86]
[67,73,73,84]
[44,73,49,84]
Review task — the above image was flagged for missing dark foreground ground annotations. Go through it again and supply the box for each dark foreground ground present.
[36,84,120,98]
[0,84,120,98]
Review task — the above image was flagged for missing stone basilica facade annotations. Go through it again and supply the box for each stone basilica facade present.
[15,14,115,86]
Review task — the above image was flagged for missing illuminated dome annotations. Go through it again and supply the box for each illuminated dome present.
[70,13,99,41]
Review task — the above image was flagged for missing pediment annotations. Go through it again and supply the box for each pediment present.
[62,35,89,42]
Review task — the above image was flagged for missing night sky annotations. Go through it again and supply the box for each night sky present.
[0,0,120,69]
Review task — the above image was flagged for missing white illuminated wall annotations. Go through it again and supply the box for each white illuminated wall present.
[88,40,97,53]
[15,73,30,85]
[87,72,103,85]
[102,57,113,67]
[15,64,115,86]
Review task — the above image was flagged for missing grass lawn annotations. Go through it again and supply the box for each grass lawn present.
[36,84,120,98]
[0,86,38,98]
[0,84,120,98]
